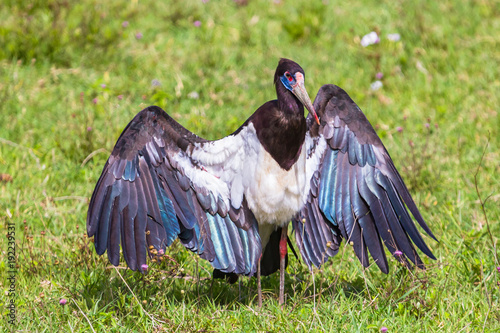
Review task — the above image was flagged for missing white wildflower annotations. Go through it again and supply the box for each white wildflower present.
[370,80,383,91]
[360,31,380,47]
[387,33,401,42]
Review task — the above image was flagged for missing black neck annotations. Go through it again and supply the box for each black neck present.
[250,99,306,171]
[276,80,304,118]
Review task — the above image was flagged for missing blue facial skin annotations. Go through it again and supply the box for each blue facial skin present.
[280,73,295,92]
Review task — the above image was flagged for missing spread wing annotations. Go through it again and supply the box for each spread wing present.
[87,106,261,275]
[293,84,437,273]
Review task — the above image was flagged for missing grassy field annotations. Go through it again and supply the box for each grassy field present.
[1,0,499,331]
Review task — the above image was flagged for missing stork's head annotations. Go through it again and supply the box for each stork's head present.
[275,58,319,124]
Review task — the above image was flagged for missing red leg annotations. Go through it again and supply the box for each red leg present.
[279,224,288,305]
[257,254,262,308]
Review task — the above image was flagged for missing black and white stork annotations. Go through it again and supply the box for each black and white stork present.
[87,59,437,306]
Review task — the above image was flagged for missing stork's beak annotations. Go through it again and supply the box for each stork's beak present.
[291,72,320,125]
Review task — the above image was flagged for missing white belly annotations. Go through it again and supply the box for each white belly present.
[245,143,307,227]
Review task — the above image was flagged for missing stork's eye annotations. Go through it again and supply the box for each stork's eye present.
[285,72,293,82]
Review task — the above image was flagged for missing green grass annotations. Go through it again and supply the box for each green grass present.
[1,0,499,331]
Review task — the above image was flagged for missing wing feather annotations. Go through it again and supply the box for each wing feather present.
[107,197,122,266]
[87,106,261,275]
[294,84,436,273]
[121,206,137,269]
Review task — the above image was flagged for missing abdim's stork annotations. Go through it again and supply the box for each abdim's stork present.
[87,59,436,305]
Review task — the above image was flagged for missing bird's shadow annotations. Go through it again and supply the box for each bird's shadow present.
[75,262,371,312]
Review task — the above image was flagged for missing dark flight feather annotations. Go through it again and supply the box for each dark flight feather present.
[294,84,436,273]
[87,106,261,275]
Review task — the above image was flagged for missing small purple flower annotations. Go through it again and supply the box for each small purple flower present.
[394,250,403,256]
[158,249,164,255]
[101,84,106,88]
[135,32,143,39]
[380,327,388,333]
[87,126,92,132]
[122,21,129,28]
[396,126,403,133]
[194,20,201,27]
[425,123,430,129]
[202,0,209,3]
[59,298,67,305]
[92,98,98,104]
[376,72,384,80]
[117,95,123,100]
[141,264,148,272]
[496,267,500,273]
